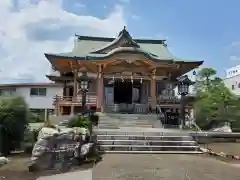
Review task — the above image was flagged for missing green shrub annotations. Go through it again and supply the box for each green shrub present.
[28,112,44,123]
[0,96,29,155]
[67,116,90,129]
[90,114,99,126]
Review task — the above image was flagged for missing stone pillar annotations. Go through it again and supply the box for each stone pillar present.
[150,69,157,109]
[70,105,74,115]
[97,65,104,112]
[44,109,48,121]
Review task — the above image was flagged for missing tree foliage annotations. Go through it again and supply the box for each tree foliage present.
[195,68,240,130]
[0,96,29,156]
[67,116,90,129]
[28,112,44,123]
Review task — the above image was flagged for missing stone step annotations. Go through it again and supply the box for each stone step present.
[119,125,153,128]
[97,113,160,129]
[101,113,158,121]
[99,145,200,152]
[101,151,203,154]
[97,126,119,129]
[98,120,155,128]
[95,130,189,135]
[95,130,190,136]
[97,135,193,141]
[99,119,155,122]
[98,140,197,146]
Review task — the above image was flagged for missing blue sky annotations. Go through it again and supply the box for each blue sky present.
[78,0,240,77]
[0,0,239,82]
[105,0,240,77]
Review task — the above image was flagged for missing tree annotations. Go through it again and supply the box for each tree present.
[0,96,29,156]
[28,112,44,123]
[195,68,240,130]
[197,68,216,89]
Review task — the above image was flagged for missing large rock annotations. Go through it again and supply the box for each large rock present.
[29,126,98,172]
[0,156,9,166]
[212,122,232,133]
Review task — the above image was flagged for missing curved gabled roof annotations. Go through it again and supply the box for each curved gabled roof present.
[89,26,140,54]
[85,46,164,60]
[44,46,170,61]
[45,26,204,75]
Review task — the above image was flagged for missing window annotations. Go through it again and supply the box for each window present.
[232,85,235,90]
[30,88,46,96]
[0,88,16,96]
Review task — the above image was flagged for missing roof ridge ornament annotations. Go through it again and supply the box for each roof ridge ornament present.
[118,25,131,37]
[90,26,140,54]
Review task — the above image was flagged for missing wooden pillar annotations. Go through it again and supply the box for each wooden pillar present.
[73,70,78,99]
[54,95,60,116]
[71,70,78,115]
[66,87,70,96]
[150,69,157,109]
[97,65,104,112]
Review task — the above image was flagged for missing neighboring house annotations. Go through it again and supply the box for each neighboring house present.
[225,65,240,79]
[224,65,240,95]
[0,82,63,120]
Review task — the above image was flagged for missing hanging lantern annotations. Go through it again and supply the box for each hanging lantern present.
[121,76,124,82]
[112,76,115,82]
[168,73,172,80]
[131,76,133,83]
[140,77,143,84]
[77,72,91,92]
[177,75,195,95]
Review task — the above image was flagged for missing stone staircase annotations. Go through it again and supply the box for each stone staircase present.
[96,113,161,129]
[95,128,202,154]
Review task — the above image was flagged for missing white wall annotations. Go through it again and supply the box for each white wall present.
[224,74,240,96]
[174,70,197,98]
[16,86,63,109]
[226,65,240,78]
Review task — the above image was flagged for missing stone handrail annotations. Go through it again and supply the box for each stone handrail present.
[192,121,202,132]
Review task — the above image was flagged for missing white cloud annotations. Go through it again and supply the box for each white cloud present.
[0,0,126,83]
[74,2,86,8]
[131,14,140,20]
[119,0,130,3]
[227,41,240,62]
[230,55,240,61]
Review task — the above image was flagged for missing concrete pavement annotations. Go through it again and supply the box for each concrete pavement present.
[37,154,240,180]
[92,154,240,180]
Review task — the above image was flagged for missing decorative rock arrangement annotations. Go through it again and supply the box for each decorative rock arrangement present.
[200,147,240,161]
[28,126,100,172]
[0,157,9,166]
[212,122,232,133]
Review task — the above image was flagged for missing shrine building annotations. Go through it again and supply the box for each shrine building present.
[45,27,203,115]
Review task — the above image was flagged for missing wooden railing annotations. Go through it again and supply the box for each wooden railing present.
[157,95,180,104]
[53,92,97,105]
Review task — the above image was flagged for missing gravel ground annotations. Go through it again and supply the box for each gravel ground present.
[92,154,240,180]
[206,143,240,155]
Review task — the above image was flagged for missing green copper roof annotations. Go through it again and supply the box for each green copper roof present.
[45,27,201,64]
[46,38,173,60]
